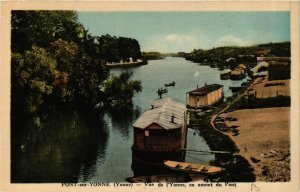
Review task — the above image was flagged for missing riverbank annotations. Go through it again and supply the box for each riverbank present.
[105,60,147,68]
[247,77,290,98]
[210,75,291,182]
[189,71,291,182]
[219,107,290,181]
[189,111,255,182]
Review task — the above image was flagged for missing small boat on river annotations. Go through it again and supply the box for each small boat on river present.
[126,174,191,183]
[157,88,168,94]
[165,81,176,87]
[164,160,224,175]
[220,69,231,80]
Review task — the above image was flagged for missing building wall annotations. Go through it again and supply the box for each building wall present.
[188,94,196,106]
[133,127,182,151]
[134,129,145,149]
[197,95,207,106]
[207,92,212,106]
[144,129,181,151]
[269,65,290,80]
[188,94,207,107]
[188,87,223,107]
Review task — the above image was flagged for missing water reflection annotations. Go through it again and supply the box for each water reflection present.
[130,128,215,179]
[11,109,108,183]
[107,106,141,139]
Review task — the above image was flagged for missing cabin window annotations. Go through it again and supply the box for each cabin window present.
[145,130,149,136]
[197,97,200,101]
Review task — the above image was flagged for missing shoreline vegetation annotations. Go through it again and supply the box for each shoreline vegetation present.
[105,60,148,68]
[182,42,290,69]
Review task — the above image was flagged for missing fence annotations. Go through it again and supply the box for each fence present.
[253,90,289,99]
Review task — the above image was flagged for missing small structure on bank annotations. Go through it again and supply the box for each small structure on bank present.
[186,84,224,108]
[132,98,187,163]
[250,61,269,78]
[257,57,290,62]
[268,60,291,81]
[220,69,231,80]
[255,57,291,80]
[230,64,247,80]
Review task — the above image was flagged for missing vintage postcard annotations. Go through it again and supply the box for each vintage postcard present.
[0,1,299,192]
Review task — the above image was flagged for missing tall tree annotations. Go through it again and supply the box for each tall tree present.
[12,46,56,113]
[11,11,83,53]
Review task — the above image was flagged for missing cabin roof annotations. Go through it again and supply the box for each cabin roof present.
[257,57,290,62]
[133,98,186,130]
[238,64,247,69]
[251,61,269,72]
[269,61,290,66]
[220,69,231,74]
[187,84,223,95]
[226,58,236,62]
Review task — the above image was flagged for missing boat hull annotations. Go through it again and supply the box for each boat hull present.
[132,147,185,165]
[164,160,224,175]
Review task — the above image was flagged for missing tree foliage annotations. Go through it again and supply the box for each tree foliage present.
[12,46,56,113]
[184,42,290,68]
[101,72,142,107]
[12,11,84,53]
[11,11,142,115]
[96,35,141,63]
[141,52,164,60]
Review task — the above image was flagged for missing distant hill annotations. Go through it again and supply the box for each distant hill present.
[182,42,290,67]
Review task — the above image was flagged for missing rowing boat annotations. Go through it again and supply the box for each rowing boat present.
[126,174,191,183]
[164,160,224,175]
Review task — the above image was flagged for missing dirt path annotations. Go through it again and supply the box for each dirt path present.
[219,107,290,181]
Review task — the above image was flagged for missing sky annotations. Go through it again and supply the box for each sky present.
[77,12,290,53]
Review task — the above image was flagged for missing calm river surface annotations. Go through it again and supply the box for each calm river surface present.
[12,57,247,183]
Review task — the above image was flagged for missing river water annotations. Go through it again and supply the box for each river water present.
[11,57,247,183]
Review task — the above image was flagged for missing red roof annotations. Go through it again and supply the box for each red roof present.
[188,84,223,95]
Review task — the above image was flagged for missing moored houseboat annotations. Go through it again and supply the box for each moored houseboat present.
[132,98,188,164]
[186,84,224,109]
[230,64,247,80]
[220,69,231,80]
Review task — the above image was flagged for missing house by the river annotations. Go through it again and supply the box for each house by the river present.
[255,57,290,80]
[132,98,187,163]
[186,84,224,108]
[230,64,247,80]
[268,60,291,81]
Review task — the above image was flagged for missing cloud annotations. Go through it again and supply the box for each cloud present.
[214,35,251,47]
[144,34,198,52]
[165,34,193,42]
[147,42,168,52]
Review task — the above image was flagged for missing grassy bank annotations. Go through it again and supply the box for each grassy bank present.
[189,112,255,182]
[227,95,290,112]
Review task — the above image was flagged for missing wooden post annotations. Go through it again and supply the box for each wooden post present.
[186,93,188,106]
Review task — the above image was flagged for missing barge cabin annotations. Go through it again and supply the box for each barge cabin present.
[230,64,247,80]
[132,98,187,163]
[220,69,231,80]
[186,84,224,108]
